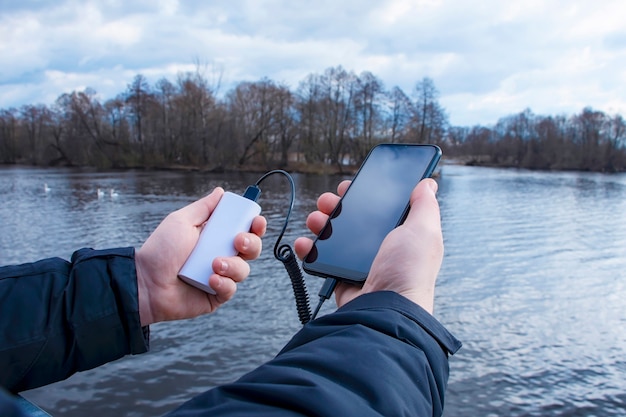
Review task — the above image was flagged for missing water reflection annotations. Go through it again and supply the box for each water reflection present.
[437,165,626,416]
[2,164,625,416]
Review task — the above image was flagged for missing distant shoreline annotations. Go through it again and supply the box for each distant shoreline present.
[4,157,623,176]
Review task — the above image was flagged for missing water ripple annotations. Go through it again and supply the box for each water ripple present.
[3,165,625,416]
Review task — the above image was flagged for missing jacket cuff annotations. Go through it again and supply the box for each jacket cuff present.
[338,291,462,354]
[71,247,149,355]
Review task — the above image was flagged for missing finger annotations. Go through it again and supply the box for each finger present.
[212,256,251,283]
[179,187,225,226]
[337,180,351,196]
[250,215,267,238]
[294,237,313,260]
[306,211,330,235]
[404,179,442,236]
[316,192,341,215]
[233,233,263,260]
[208,275,237,304]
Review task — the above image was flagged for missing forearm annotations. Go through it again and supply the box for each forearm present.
[170,292,461,417]
[0,248,149,393]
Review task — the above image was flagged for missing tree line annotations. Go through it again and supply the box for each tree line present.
[1,65,625,172]
[448,107,626,172]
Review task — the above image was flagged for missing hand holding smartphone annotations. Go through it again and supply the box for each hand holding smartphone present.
[302,143,441,286]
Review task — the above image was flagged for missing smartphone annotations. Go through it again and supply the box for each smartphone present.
[302,143,441,285]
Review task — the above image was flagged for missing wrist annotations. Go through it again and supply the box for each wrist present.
[135,252,155,327]
[404,289,435,315]
[362,281,436,315]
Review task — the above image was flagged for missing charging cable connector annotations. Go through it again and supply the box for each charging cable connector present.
[243,185,261,202]
[311,278,337,320]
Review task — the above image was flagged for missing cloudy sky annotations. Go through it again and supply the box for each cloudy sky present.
[1,0,625,126]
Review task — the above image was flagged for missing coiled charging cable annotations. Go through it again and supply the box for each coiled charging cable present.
[248,169,337,325]
[249,170,312,325]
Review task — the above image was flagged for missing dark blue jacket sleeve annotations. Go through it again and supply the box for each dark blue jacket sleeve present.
[169,291,461,417]
[0,247,149,394]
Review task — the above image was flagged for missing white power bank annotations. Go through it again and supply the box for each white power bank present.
[178,191,261,294]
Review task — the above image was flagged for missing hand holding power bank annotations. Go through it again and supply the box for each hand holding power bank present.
[178,191,261,294]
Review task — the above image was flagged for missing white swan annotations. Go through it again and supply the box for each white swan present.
[110,188,119,198]
[44,183,50,193]
[97,188,105,198]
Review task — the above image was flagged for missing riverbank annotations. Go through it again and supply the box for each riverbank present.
[5,152,623,176]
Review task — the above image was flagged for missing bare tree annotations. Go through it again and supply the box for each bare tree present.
[227,78,280,166]
[386,86,413,143]
[296,73,326,163]
[126,74,153,164]
[351,71,384,163]
[295,66,358,170]
[3,64,625,173]
[153,78,179,162]
[602,113,626,171]
[0,108,19,163]
[19,104,51,164]
[174,70,217,166]
[272,84,298,167]
[571,107,606,170]
[412,77,448,144]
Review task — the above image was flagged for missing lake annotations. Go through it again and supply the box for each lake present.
[1,164,625,416]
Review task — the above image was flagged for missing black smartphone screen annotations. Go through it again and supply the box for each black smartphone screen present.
[302,143,441,284]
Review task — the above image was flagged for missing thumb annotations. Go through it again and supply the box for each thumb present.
[404,179,440,229]
[180,187,225,227]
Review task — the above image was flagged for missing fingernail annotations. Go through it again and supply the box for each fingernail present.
[427,180,438,193]
[219,260,228,274]
[242,236,250,250]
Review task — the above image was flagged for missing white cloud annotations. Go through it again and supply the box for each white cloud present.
[1,0,625,126]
